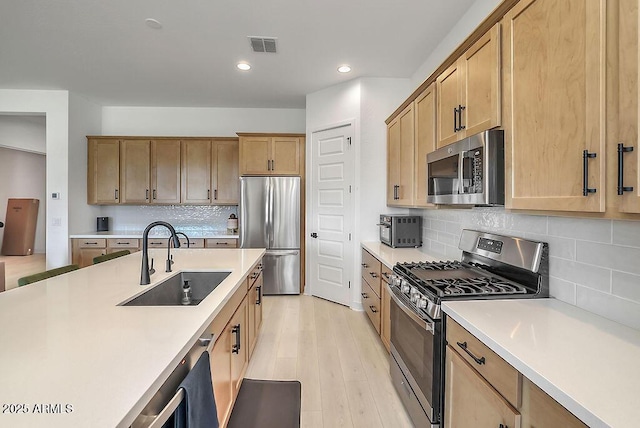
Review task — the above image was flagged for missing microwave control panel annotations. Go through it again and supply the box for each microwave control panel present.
[472,149,483,193]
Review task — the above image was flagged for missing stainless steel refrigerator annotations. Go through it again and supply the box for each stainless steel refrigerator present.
[240,176,300,295]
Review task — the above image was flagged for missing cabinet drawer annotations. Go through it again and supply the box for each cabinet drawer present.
[361,249,382,297]
[78,239,106,248]
[147,238,168,248]
[362,278,381,334]
[247,262,263,290]
[447,319,521,408]
[206,238,238,248]
[179,238,204,248]
[107,238,139,249]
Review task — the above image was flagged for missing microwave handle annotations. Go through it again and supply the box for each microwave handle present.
[458,150,467,194]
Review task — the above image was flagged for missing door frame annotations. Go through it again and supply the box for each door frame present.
[306,119,360,309]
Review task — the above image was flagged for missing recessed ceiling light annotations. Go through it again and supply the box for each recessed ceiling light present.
[337,65,352,73]
[237,62,251,71]
[145,18,163,29]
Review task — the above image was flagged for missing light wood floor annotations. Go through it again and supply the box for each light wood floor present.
[245,295,413,428]
[0,254,46,291]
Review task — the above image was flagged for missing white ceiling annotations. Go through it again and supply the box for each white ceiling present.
[0,0,476,108]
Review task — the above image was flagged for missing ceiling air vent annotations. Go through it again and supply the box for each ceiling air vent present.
[249,37,277,53]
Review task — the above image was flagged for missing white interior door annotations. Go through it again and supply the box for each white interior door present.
[309,124,353,306]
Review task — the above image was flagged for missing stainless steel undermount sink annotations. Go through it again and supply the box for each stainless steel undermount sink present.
[121,271,231,306]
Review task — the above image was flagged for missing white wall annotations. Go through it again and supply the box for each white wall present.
[410,0,503,89]
[102,106,305,136]
[68,93,103,235]
[0,147,46,253]
[305,77,412,309]
[0,89,69,269]
[0,115,46,154]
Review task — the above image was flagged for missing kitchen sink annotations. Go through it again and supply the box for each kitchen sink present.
[121,271,231,306]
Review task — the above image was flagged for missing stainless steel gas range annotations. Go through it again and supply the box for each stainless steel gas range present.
[385,229,549,427]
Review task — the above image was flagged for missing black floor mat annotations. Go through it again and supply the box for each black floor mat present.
[227,379,301,428]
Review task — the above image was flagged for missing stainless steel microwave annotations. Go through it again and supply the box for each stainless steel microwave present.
[427,129,504,205]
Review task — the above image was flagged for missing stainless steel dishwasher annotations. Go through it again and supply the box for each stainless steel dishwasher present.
[130,328,216,428]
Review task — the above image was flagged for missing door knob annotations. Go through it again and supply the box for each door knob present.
[310,232,318,238]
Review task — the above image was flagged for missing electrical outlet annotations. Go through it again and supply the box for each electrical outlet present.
[52,218,62,227]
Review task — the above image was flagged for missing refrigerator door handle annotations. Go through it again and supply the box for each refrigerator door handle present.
[267,177,274,248]
[270,251,299,256]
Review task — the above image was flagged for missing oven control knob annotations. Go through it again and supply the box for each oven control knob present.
[410,288,419,303]
[401,280,410,294]
[417,297,428,309]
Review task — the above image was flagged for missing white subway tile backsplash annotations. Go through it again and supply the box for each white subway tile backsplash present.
[100,205,237,232]
[549,276,577,305]
[576,286,640,331]
[576,241,640,276]
[612,220,640,248]
[548,217,612,243]
[418,207,640,330]
[550,257,611,293]
[612,271,640,303]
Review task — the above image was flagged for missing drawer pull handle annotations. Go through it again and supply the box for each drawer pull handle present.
[456,341,485,365]
[369,272,378,278]
[499,425,508,428]
[361,263,368,268]
[369,305,378,313]
[85,242,98,245]
[116,242,130,245]
[216,242,229,245]
[361,292,368,299]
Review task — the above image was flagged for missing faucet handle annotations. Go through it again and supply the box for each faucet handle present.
[149,258,155,275]
[165,255,173,273]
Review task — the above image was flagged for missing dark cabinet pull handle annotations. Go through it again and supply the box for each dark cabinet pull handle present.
[582,150,597,196]
[153,189,157,199]
[456,341,486,365]
[115,189,119,200]
[453,107,458,132]
[116,242,130,245]
[85,242,98,245]
[499,425,508,428]
[393,184,399,200]
[369,305,378,313]
[361,263,368,268]
[617,143,634,195]
[207,189,210,199]
[369,272,378,278]
[216,242,229,245]
[361,292,368,299]
[256,286,262,305]
[214,189,218,200]
[232,324,241,354]
[146,189,149,200]
[458,105,466,130]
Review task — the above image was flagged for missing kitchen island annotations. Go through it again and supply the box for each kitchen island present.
[0,248,264,427]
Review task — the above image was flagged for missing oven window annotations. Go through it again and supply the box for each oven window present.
[390,298,434,407]
[428,156,459,196]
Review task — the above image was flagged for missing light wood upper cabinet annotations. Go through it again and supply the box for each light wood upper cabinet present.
[617,0,640,214]
[151,139,181,204]
[437,23,501,148]
[88,138,120,204]
[120,139,151,204]
[212,139,239,204]
[504,0,606,212]
[414,83,437,207]
[181,139,212,204]
[387,103,415,206]
[445,345,521,428]
[238,134,304,176]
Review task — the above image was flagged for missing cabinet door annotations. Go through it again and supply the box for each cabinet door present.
[212,140,239,204]
[76,248,107,268]
[151,140,181,204]
[120,140,151,204]
[437,60,463,148]
[520,377,587,428]
[247,283,257,359]
[504,0,606,212]
[617,0,640,213]
[414,83,437,207]
[271,137,301,175]
[254,272,263,333]
[181,140,211,204]
[88,139,120,204]
[230,297,248,394]
[211,326,232,426]
[387,103,415,206]
[239,136,271,175]
[462,23,501,137]
[445,346,521,428]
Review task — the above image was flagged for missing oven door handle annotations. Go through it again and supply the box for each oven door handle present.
[388,284,434,333]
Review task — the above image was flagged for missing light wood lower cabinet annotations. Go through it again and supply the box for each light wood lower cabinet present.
[206,238,238,248]
[445,318,588,428]
[360,247,392,352]
[247,264,263,358]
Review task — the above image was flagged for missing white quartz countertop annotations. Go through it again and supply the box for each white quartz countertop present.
[361,241,445,268]
[70,230,239,239]
[0,248,264,428]
[442,299,640,428]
